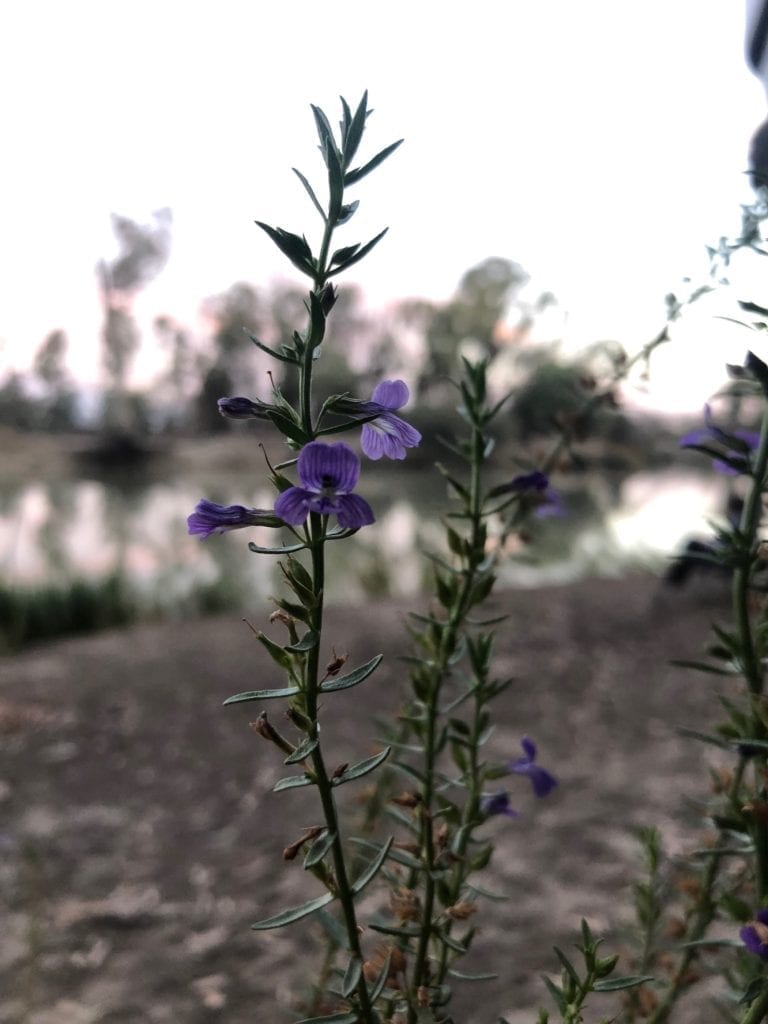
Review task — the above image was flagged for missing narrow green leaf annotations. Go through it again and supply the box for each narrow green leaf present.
[273,774,314,792]
[321,654,383,692]
[223,685,300,706]
[350,837,422,871]
[330,243,362,267]
[341,91,368,169]
[253,630,294,670]
[310,104,337,163]
[367,918,420,939]
[249,541,308,556]
[593,975,654,992]
[465,882,511,902]
[255,221,315,275]
[676,727,731,750]
[351,836,394,894]
[245,330,300,364]
[286,631,319,653]
[341,956,363,999]
[678,937,743,949]
[332,747,391,786]
[304,830,336,869]
[251,889,334,930]
[344,139,403,185]
[436,929,469,954]
[670,659,737,676]
[285,736,319,764]
[285,555,314,593]
[328,229,388,277]
[292,167,326,221]
[336,200,359,225]
[541,975,566,1014]
[746,350,768,397]
[266,409,310,445]
[447,969,498,981]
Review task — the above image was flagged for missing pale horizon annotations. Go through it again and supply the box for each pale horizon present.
[2,1,766,413]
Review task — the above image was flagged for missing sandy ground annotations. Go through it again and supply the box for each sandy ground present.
[0,574,738,1023]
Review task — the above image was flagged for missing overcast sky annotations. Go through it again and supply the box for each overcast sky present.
[1,1,765,409]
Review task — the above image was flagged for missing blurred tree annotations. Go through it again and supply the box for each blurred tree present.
[418,257,528,400]
[97,208,172,435]
[152,315,196,433]
[32,329,78,431]
[0,372,36,430]
[195,282,262,432]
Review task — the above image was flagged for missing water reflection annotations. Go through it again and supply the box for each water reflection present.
[0,467,726,616]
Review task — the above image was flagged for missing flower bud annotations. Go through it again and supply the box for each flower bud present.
[217,396,270,419]
[595,954,619,978]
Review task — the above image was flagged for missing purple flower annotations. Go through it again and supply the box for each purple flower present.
[680,405,759,476]
[508,736,558,798]
[274,441,375,529]
[187,499,278,539]
[217,396,270,420]
[741,909,768,959]
[481,792,519,819]
[359,380,422,460]
[508,471,565,519]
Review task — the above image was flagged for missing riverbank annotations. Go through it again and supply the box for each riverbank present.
[1,574,732,1022]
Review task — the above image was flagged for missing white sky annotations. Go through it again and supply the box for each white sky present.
[1,1,766,410]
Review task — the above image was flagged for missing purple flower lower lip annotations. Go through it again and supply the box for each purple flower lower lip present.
[187,500,279,538]
[741,909,768,959]
[506,471,565,519]
[359,380,422,460]
[274,441,374,529]
[481,792,519,818]
[680,404,759,476]
[508,736,558,798]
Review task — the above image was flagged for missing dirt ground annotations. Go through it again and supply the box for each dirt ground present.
[0,573,740,1023]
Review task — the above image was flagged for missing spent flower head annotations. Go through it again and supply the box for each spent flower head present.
[274,441,374,529]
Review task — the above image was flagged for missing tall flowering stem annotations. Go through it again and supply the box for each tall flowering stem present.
[208,94,403,1024]
[626,351,768,1024]
[367,360,560,1022]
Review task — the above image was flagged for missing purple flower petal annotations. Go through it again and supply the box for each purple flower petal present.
[274,487,312,526]
[335,493,375,529]
[298,441,360,493]
[187,500,269,539]
[509,470,550,493]
[741,909,768,959]
[274,442,375,530]
[680,406,760,475]
[371,379,410,410]
[481,792,519,818]
[361,415,422,461]
[508,735,558,798]
[217,396,270,420]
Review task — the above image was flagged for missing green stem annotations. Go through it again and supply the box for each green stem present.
[409,405,488,1015]
[646,761,746,1024]
[304,513,377,1024]
[741,983,768,1024]
[734,404,768,701]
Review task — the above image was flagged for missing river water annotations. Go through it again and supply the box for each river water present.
[0,465,727,613]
